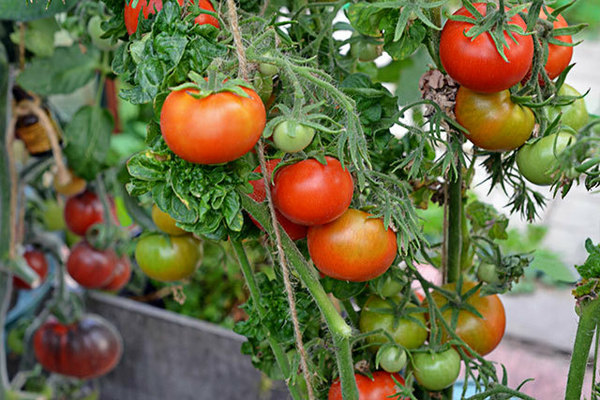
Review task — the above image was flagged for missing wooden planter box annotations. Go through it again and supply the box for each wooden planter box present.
[87,292,289,400]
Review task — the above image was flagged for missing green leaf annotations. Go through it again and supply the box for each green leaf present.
[16,46,98,96]
[64,106,114,181]
[576,239,600,279]
[383,19,427,60]
[0,0,77,21]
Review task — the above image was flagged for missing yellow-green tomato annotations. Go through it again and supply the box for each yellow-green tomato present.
[359,294,428,351]
[135,234,202,282]
[516,131,575,185]
[152,204,187,235]
[412,348,461,391]
[547,84,589,131]
[272,121,315,153]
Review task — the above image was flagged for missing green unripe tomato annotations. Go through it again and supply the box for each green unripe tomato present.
[272,121,315,153]
[477,263,500,284]
[88,16,117,51]
[516,131,575,185]
[259,62,278,77]
[350,34,383,62]
[359,294,428,351]
[412,348,461,391]
[42,199,65,231]
[547,84,589,131]
[377,346,407,373]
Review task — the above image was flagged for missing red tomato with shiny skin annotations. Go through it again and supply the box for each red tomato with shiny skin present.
[428,281,506,356]
[308,209,397,282]
[160,87,266,164]
[541,8,573,80]
[328,372,408,400]
[67,241,117,289]
[34,314,122,379]
[272,157,353,226]
[440,3,533,93]
[13,249,49,290]
[248,159,308,240]
[124,0,219,35]
[101,256,131,292]
[64,190,115,236]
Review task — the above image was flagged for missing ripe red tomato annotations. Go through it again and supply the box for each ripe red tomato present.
[160,87,266,164]
[307,209,397,282]
[101,256,132,292]
[13,248,49,290]
[34,314,122,379]
[124,0,219,35]
[455,86,535,151]
[428,281,506,356]
[328,371,408,400]
[67,241,117,289]
[541,8,573,80]
[440,3,533,93]
[272,157,353,226]
[248,159,308,240]
[64,190,115,236]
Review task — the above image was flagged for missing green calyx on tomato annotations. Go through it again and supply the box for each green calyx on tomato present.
[328,371,408,400]
[377,345,407,373]
[272,121,316,153]
[308,209,397,282]
[440,3,533,93]
[135,234,202,282]
[412,348,461,391]
[272,156,354,226]
[426,281,506,356]
[152,204,187,235]
[359,294,428,350]
[14,249,49,290]
[516,131,576,186]
[160,75,266,165]
[455,86,535,152]
[547,84,589,131]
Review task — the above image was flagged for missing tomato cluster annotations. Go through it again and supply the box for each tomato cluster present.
[440,3,584,187]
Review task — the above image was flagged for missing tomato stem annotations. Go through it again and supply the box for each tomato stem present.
[230,239,305,400]
[566,298,600,400]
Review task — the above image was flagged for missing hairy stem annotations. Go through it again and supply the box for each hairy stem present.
[566,298,600,400]
[230,239,304,400]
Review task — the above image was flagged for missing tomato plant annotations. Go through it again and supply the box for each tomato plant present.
[66,241,118,289]
[160,85,266,164]
[272,121,316,153]
[34,314,123,379]
[124,0,219,35]
[440,3,533,93]
[517,131,576,185]
[328,372,408,400]
[248,159,307,240]
[412,348,461,391]
[428,282,506,356]
[13,248,48,290]
[359,294,428,350]
[272,157,354,226]
[455,86,535,151]
[135,234,202,282]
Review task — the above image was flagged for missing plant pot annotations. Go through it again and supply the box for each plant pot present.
[86,291,289,400]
